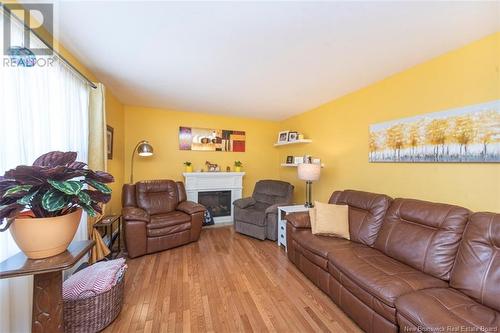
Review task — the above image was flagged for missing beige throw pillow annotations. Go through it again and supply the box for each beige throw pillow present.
[310,201,350,239]
[309,207,317,233]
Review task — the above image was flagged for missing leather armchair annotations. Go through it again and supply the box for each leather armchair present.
[233,180,294,240]
[122,180,206,258]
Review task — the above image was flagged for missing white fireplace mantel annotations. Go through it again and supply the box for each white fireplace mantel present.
[183,172,245,224]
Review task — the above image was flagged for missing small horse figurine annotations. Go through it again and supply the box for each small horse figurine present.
[205,161,219,172]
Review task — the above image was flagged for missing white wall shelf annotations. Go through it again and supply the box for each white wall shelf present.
[273,139,312,147]
[281,163,324,168]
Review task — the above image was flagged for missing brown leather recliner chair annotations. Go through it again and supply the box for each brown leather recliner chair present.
[122,180,206,258]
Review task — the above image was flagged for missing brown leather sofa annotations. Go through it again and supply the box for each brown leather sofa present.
[286,189,499,333]
[122,180,206,258]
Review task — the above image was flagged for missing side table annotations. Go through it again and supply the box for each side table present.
[277,204,309,251]
[94,215,122,258]
[0,240,94,333]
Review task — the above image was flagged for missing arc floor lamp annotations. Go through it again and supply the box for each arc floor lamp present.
[130,140,154,183]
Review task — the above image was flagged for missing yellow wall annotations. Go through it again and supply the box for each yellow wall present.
[124,106,279,197]
[12,0,499,213]
[278,32,500,212]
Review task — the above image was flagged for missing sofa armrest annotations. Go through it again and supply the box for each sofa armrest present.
[233,197,256,209]
[286,211,311,229]
[123,220,147,258]
[122,206,149,222]
[177,201,206,215]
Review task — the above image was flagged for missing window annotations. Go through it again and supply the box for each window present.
[0,9,90,332]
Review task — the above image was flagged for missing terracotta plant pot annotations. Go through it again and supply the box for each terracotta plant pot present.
[9,208,82,259]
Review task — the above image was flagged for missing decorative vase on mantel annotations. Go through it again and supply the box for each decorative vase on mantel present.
[0,151,114,259]
[234,161,242,172]
[184,162,193,172]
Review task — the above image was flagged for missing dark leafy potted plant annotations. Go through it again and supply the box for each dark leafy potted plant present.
[0,151,114,259]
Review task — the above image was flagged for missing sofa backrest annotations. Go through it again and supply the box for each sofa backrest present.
[329,190,392,247]
[135,180,180,215]
[450,212,500,311]
[374,198,470,280]
[176,181,187,203]
[122,183,136,207]
[252,180,294,206]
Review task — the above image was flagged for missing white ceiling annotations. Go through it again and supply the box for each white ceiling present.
[53,1,499,120]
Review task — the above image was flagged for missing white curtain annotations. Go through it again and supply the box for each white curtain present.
[0,11,90,333]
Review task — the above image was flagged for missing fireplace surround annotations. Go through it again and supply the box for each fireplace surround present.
[183,172,245,224]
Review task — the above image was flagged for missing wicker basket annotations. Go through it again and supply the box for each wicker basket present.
[63,276,124,333]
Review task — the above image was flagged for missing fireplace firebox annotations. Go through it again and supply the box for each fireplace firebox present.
[183,172,244,224]
[198,190,232,217]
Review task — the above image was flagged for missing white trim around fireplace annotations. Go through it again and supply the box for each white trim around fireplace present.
[183,172,245,224]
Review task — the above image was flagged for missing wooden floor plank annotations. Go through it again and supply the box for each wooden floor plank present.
[103,226,361,333]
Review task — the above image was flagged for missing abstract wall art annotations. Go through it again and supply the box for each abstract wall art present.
[179,127,246,152]
[369,100,500,163]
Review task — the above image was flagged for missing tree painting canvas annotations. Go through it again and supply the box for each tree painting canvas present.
[369,100,500,163]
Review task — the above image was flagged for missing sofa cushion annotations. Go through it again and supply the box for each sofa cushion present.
[148,211,191,229]
[327,244,447,310]
[450,212,500,312]
[292,229,352,270]
[234,207,266,226]
[136,180,179,215]
[252,180,294,206]
[395,288,500,332]
[329,190,392,247]
[374,198,469,280]
[147,222,191,237]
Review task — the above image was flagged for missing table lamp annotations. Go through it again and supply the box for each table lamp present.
[130,140,154,183]
[297,163,321,208]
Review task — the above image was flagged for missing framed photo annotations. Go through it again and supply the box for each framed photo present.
[278,131,289,143]
[293,156,303,165]
[286,155,293,164]
[106,125,114,160]
[288,131,298,141]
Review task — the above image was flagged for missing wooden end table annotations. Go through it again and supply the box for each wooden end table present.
[0,240,94,333]
[277,204,309,251]
[94,214,122,258]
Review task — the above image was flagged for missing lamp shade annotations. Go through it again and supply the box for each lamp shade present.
[137,141,153,156]
[297,163,321,181]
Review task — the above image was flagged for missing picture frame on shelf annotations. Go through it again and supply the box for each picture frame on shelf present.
[286,156,293,164]
[293,156,303,164]
[278,131,289,143]
[288,131,298,142]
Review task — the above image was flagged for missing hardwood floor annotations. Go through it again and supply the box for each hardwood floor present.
[104,226,362,333]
